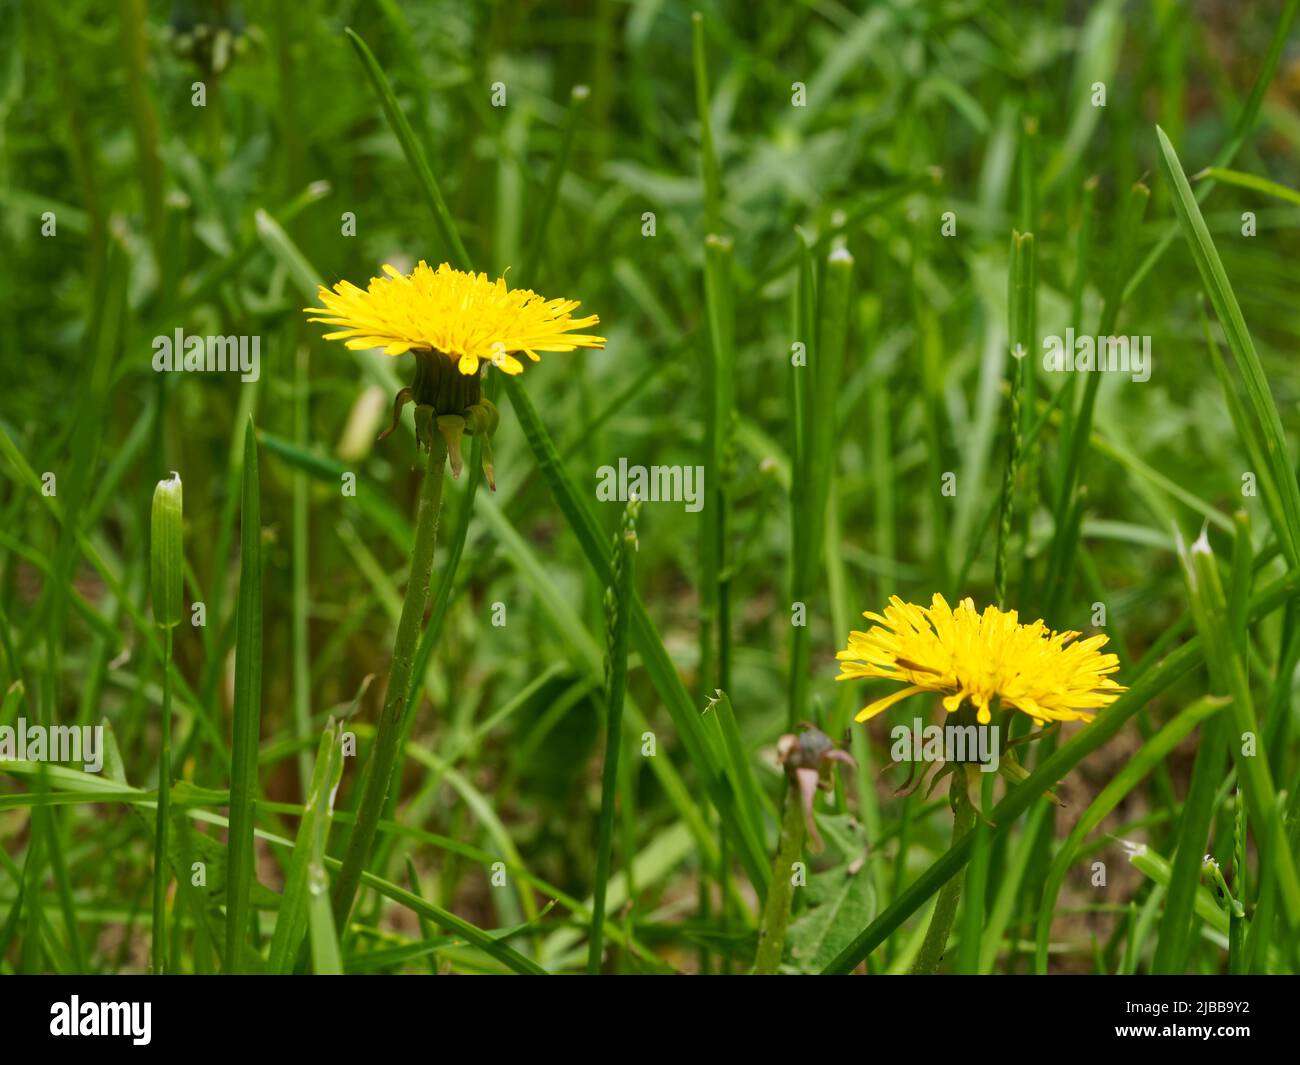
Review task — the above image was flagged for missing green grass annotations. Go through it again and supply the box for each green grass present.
[3,0,1300,977]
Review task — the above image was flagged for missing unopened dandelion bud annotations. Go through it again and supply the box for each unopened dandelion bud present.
[151,473,184,628]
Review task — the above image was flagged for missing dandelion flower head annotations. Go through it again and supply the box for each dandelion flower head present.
[305,261,605,376]
[836,594,1124,726]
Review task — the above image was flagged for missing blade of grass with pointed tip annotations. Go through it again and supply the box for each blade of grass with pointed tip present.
[1195,165,1300,207]
[788,231,817,728]
[1129,844,1231,938]
[1200,301,1287,547]
[267,719,344,973]
[589,504,636,973]
[225,419,264,973]
[344,27,471,271]
[1157,125,1300,567]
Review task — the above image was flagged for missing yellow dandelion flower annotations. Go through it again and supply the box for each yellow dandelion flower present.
[836,593,1124,726]
[304,260,605,377]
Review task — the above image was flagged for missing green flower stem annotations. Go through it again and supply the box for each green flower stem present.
[332,433,449,931]
[911,779,976,974]
[753,776,807,974]
[151,625,172,974]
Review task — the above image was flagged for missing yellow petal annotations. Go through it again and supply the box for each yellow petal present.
[854,684,927,723]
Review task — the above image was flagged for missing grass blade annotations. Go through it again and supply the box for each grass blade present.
[588,502,637,973]
[343,27,471,271]
[225,418,264,972]
[267,719,345,973]
[1194,165,1300,207]
[1157,124,1300,566]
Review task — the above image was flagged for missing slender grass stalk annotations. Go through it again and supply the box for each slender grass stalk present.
[225,421,263,973]
[1150,700,1227,970]
[331,435,449,932]
[292,344,312,793]
[694,2,730,718]
[911,774,976,974]
[691,12,723,235]
[589,501,638,973]
[150,474,182,974]
[753,776,806,975]
[117,0,165,257]
[707,691,769,864]
[1157,126,1300,568]
[1200,303,1287,571]
[702,234,736,734]
[1229,794,1246,973]
[787,233,816,729]
[994,231,1033,609]
[789,246,852,727]
[268,720,344,973]
[1052,182,1148,521]
[916,264,950,590]
[344,27,471,271]
[1059,176,1098,452]
[522,84,589,281]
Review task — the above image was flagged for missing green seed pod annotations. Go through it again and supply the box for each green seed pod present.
[151,473,184,628]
